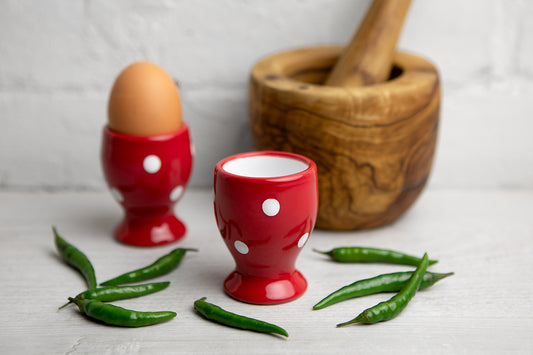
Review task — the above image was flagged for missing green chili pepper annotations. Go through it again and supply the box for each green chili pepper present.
[194,297,288,337]
[314,246,438,266]
[53,226,97,290]
[100,248,197,286]
[337,253,429,326]
[313,271,453,310]
[69,298,176,327]
[59,281,170,310]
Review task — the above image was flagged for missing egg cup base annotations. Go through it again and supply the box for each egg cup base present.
[114,211,186,247]
[223,269,307,305]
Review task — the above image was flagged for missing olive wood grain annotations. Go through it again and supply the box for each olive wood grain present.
[325,0,412,87]
[249,45,440,230]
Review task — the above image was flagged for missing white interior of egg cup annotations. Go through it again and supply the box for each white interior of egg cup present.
[222,155,309,178]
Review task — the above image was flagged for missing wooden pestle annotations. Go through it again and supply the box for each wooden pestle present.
[325,0,412,87]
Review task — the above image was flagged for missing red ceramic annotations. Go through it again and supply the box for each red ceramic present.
[214,151,318,304]
[101,123,193,246]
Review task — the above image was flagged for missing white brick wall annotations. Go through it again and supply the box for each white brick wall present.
[1,0,532,190]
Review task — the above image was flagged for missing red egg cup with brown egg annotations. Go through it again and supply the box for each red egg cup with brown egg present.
[101,123,193,246]
[214,151,318,304]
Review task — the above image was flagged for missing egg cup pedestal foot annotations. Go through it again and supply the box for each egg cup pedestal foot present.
[224,270,307,304]
[214,151,318,305]
[114,210,186,247]
[101,123,193,247]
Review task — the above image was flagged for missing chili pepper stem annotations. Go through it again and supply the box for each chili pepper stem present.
[58,301,72,310]
[67,297,86,313]
[68,297,80,306]
[337,313,368,327]
[434,272,454,280]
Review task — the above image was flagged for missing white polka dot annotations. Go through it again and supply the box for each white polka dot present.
[170,185,184,201]
[190,143,196,156]
[143,155,161,174]
[298,233,309,248]
[110,188,123,202]
[262,198,280,216]
[234,240,249,254]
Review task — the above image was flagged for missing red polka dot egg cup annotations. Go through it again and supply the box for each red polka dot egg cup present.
[214,151,318,304]
[101,123,193,246]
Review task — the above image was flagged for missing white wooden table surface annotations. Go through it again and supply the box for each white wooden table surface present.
[1,189,532,354]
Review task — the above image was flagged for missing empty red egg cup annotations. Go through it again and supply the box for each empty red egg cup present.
[101,123,193,247]
[214,151,318,304]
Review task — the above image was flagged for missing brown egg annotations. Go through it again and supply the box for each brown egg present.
[107,61,182,136]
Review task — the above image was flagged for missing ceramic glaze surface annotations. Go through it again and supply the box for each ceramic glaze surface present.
[214,151,318,304]
[101,123,193,246]
[222,155,309,178]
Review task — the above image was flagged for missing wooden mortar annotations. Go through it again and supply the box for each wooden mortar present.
[248,45,440,230]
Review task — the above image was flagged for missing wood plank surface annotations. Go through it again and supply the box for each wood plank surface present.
[0,189,531,354]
